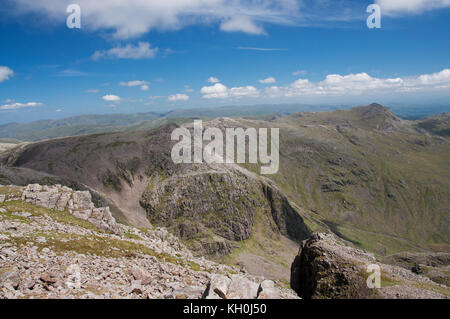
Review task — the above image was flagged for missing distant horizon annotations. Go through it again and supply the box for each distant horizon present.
[0,101,448,126]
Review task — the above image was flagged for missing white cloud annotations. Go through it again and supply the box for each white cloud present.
[57,69,89,77]
[86,89,100,93]
[259,77,276,84]
[168,93,189,101]
[208,77,220,83]
[230,86,259,98]
[55,109,62,112]
[0,101,43,110]
[119,80,150,91]
[93,42,158,60]
[119,80,149,87]
[220,16,265,35]
[102,94,121,102]
[201,83,260,99]
[0,66,14,82]
[235,47,287,51]
[376,0,450,15]
[11,0,299,39]
[264,69,450,98]
[201,83,229,99]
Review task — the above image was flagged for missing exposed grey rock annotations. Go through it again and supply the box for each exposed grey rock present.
[21,184,121,234]
[226,275,259,299]
[208,274,231,298]
[0,183,300,300]
[131,266,151,285]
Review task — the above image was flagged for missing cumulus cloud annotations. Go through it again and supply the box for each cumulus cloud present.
[0,66,14,83]
[168,93,189,101]
[92,42,158,60]
[376,0,450,15]
[201,83,260,99]
[201,83,230,99]
[119,80,150,91]
[207,77,220,83]
[102,94,121,102]
[265,69,450,98]
[0,101,43,110]
[259,77,276,84]
[10,0,299,39]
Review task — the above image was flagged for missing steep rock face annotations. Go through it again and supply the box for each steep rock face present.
[291,233,449,299]
[140,165,310,257]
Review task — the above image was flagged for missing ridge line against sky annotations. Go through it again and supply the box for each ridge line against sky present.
[0,0,449,123]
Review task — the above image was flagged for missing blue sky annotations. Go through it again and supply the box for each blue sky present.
[0,0,449,124]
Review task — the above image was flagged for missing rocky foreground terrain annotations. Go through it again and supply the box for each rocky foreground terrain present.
[1,184,448,299]
[0,184,298,299]
[291,233,449,299]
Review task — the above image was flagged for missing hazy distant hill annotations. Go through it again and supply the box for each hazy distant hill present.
[0,112,163,141]
[1,103,449,142]
[165,103,334,118]
[0,104,330,141]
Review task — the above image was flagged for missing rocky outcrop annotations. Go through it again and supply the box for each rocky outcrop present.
[202,274,298,299]
[0,184,299,299]
[140,165,310,257]
[291,233,449,299]
[21,184,121,234]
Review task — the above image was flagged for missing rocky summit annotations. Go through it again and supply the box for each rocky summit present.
[0,184,298,299]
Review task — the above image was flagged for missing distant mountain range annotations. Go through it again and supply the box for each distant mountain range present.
[0,104,325,141]
[2,103,448,142]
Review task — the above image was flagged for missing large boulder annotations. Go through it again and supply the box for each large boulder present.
[290,233,449,299]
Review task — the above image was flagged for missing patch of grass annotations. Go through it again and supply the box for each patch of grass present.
[2,231,179,262]
[124,232,142,240]
[187,261,202,272]
[0,186,22,197]
[412,281,450,297]
[1,200,99,232]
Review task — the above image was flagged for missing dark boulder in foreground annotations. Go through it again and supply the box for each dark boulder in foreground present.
[291,233,449,299]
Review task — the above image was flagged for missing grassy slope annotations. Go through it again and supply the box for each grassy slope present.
[234,107,450,256]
